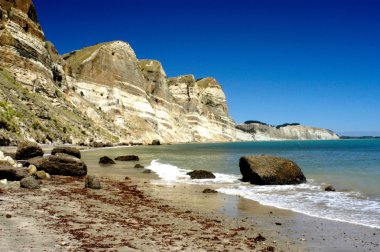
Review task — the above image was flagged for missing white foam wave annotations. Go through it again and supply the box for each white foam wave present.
[147,160,380,229]
[218,183,380,229]
[147,160,240,185]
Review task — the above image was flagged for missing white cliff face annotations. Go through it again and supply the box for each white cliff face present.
[236,123,340,141]
[0,0,337,145]
[63,42,250,143]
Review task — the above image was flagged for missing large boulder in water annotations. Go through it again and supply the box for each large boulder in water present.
[239,155,306,185]
[51,147,81,159]
[187,170,216,179]
[99,156,116,165]
[15,141,44,160]
[26,155,87,176]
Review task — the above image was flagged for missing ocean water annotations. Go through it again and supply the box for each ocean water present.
[83,140,380,229]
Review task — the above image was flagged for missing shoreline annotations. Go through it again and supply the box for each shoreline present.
[1,142,379,251]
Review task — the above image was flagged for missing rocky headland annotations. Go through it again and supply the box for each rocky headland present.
[237,121,339,141]
[0,0,338,146]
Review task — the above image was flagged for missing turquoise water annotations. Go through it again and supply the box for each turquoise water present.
[82,140,380,229]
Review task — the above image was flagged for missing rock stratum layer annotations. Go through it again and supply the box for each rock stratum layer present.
[0,0,252,145]
[0,0,337,145]
[237,122,339,141]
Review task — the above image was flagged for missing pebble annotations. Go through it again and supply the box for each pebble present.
[27,165,37,175]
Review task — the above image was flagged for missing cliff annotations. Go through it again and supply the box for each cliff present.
[0,0,337,145]
[237,122,339,140]
[62,41,250,143]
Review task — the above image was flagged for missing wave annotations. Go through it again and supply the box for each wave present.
[146,160,240,184]
[147,160,380,229]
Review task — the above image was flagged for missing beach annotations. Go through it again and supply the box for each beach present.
[1,143,379,251]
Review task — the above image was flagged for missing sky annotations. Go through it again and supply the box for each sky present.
[33,0,380,136]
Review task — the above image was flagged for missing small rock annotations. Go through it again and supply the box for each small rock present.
[275,222,282,226]
[115,155,139,161]
[0,179,7,186]
[84,175,101,189]
[99,156,115,165]
[4,156,16,166]
[35,170,49,180]
[20,176,40,189]
[324,185,336,192]
[9,181,20,189]
[27,165,37,175]
[40,188,50,193]
[203,188,218,193]
[142,169,151,174]
[134,164,144,169]
[187,170,216,179]
[5,213,12,219]
[0,151,4,159]
[151,139,161,145]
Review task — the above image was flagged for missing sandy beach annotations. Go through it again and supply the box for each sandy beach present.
[0,146,379,251]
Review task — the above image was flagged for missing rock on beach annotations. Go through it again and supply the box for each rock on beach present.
[239,155,306,185]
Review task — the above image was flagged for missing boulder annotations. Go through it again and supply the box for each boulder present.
[203,188,218,193]
[239,155,306,185]
[324,185,336,192]
[115,155,139,161]
[20,176,40,189]
[0,166,28,181]
[15,141,44,160]
[26,155,87,176]
[143,169,151,174]
[151,139,161,145]
[85,175,101,189]
[187,170,216,179]
[134,164,144,169]
[99,156,116,165]
[51,147,81,159]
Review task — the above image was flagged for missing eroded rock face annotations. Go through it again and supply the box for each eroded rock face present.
[0,0,66,91]
[239,155,306,185]
[237,122,339,141]
[62,42,251,144]
[4,0,332,145]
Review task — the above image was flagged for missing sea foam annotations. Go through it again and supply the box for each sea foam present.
[147,160,240,185]
[147,160,380,229]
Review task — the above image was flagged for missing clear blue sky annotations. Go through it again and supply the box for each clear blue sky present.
[34,0,380,136]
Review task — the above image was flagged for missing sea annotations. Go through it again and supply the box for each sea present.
[82,140,380,229]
